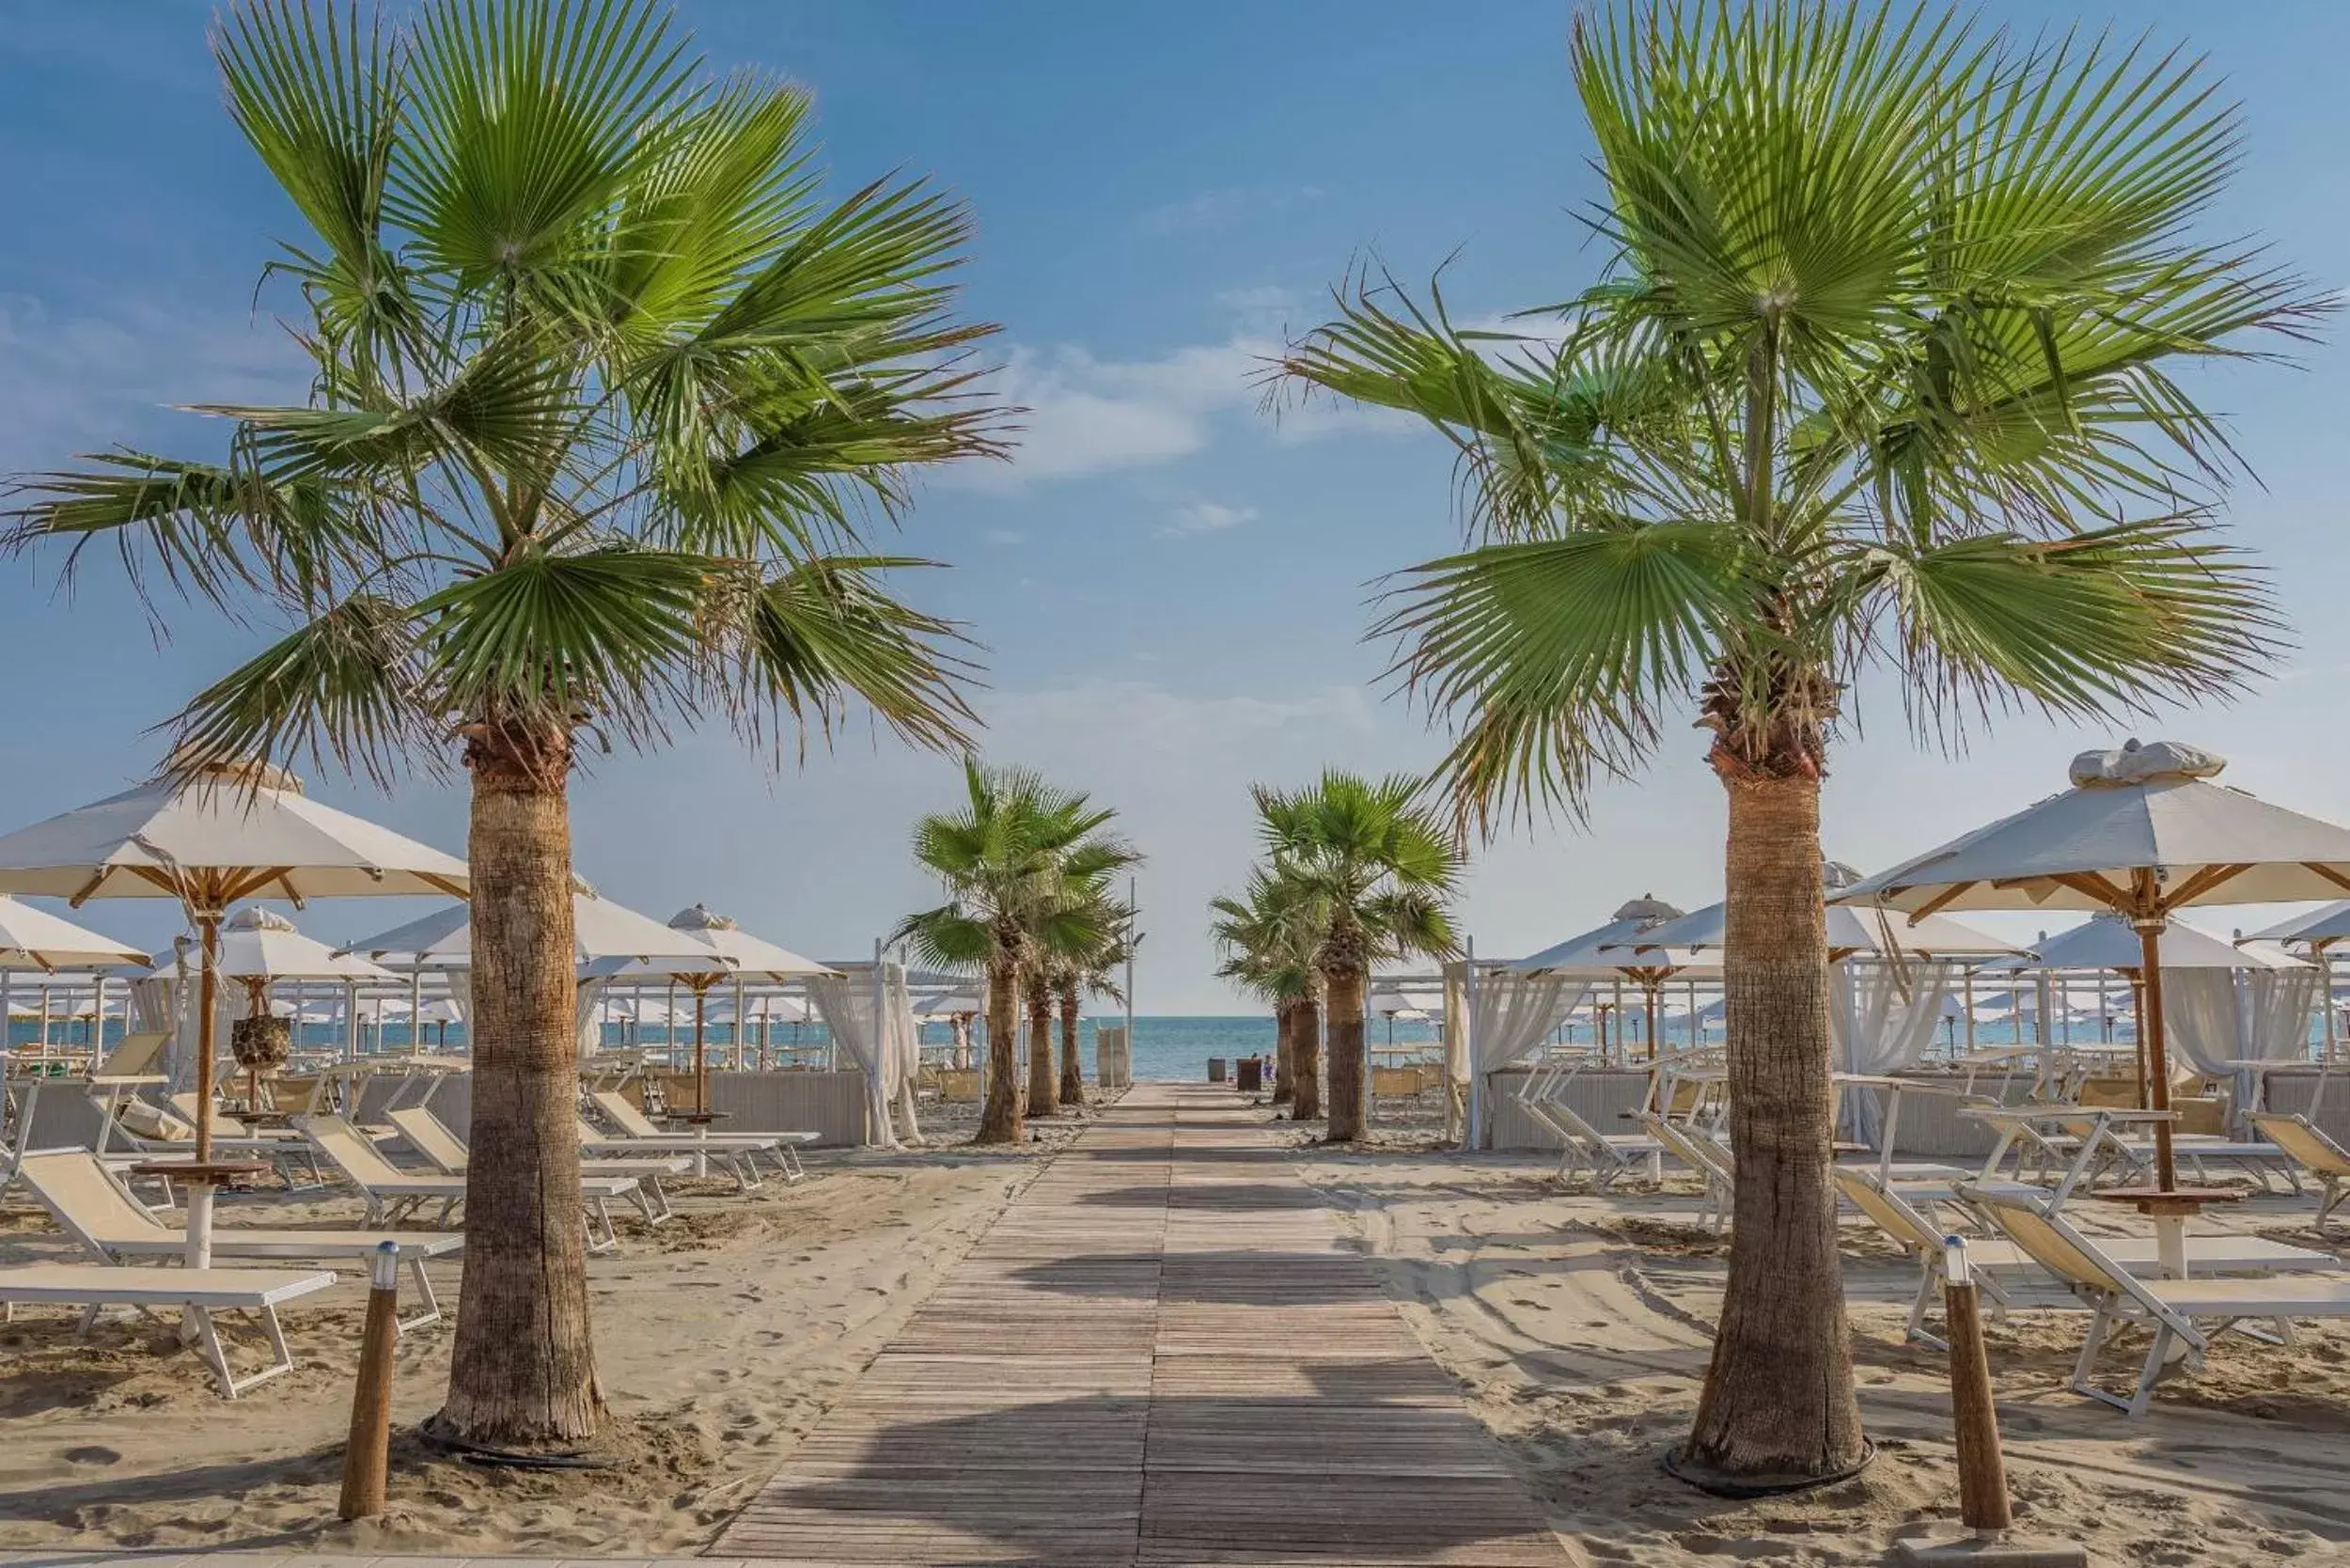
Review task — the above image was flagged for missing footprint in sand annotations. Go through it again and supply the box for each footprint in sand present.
[61,1446,119,1465]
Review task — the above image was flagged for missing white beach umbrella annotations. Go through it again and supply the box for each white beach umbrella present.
[1838,739,2350,1189]
[1515,895,1707,1059]
[0,897,149,971]
[604,905,834,1101]
[1622,900,2018,961]
[2005,912,2306,974]
[344,887,715,971]
[195,905,400,985]
[0,759,467,1204]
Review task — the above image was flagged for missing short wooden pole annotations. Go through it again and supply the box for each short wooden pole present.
[1942,1237,2013,1535]
[338,1241,400,1521]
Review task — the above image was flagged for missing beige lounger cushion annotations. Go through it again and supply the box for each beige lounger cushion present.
[117,1100,192,1141]
[2143,1277,2350,1315]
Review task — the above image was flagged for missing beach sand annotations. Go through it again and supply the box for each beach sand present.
[0,1102,1098,1557]
[1291,1124,2350,1565]
[4,1087,2346,1564]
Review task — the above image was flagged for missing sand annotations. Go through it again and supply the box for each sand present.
[1289,1127,2350,1565]
[5,1086,2348,1564]
[0,1102,1101,1557]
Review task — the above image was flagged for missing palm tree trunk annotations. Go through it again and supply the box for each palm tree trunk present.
[1272,1001,1295,1105]
[1026,974,1058,1116]
[1057,979,1085,1107]
[1324,964,1368,1140]
[1292,994,1323,1121]
[437,719,603,1446]
[1679,752,1865,1484]
[977,955,1024,1143]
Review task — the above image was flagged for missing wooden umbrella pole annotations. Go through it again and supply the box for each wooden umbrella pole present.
[2134,917,2177,1193]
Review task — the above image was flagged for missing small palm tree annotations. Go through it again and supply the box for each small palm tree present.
[1251,774,1460,1139]
[4,0,996,1448]
[1049,888,1136,1108]
[1211,862,1326,1116]
[1277,1,2320,1485]
[896,761,1137,1141]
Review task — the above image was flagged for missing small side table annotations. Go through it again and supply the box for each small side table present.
[666,1110,730,1177]
[2086,1185,2247,1278]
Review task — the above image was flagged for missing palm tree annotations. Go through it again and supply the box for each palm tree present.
[1276,1,2318,1487]
[3,0,995,1449]
[1052,889,1136,1108]
[1252,774,1460,1140]
[1210,863,1327,1117]
[896,762,1136,1141]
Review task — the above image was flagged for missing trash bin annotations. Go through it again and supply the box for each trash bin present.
[1236,1057,1263,1092]
[1208,1057,1227,1083]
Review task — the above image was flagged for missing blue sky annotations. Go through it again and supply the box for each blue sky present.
[1,2,2347,1010]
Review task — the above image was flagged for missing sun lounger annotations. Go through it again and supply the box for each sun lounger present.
[0,1262,336,1397]
[1834,1165,2337,1351]
[1637,1111,1734,1231]
[11,1147,460,1332]
[1966,1183,2350,1415]
[302,1114,634,1254]
[582,1090,811,1186]
[1514,1058,1661,1189]
[385,1105,679,1227]
[2248,1114,2350,1232]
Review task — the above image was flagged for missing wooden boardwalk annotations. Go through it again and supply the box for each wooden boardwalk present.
[714,1083,1570,1566]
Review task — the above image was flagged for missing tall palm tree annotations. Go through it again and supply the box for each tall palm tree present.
[1276,1,2319,1486]
[3,0,995,1450]
[896,761,1136,1141]
[1252,774,1460,1140]
[1210,863,1327,1117]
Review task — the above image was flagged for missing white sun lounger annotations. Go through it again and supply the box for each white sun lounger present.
[303,1114,634,1254]
[1834,1165,2337,1351]
[1514,1058,1660,1189]
[0,1262,336,1397]
[582,1090,811,1185]
[385,1105,680,1227]
[1967,1183,2350,1416]
[12,1148,461,1333]
[2248,1114,2350,1232]
[1637,1111,1734,1231]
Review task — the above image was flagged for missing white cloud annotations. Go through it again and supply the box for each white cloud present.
[1160,500,1257,538]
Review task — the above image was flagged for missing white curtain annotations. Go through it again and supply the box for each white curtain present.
[2164,970,2242,1076]
[1829,958,1956,1146]
[808,961,922,1149]
[573,976,609,1059]
[1453,965,1587,1149]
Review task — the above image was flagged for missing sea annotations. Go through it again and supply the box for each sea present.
[8,1013,1444,1084]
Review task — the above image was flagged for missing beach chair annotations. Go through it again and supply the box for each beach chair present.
[1833,1165,2335,1351]
[12,1148,459,1332]
[1966,1183,2350,1416]
[0,1262,336,1397]
[1516,1058,1660,1189]
[582,1089,811,1184]
[2248,1113,2350,1232]
[1637,1110,1734,1231]
[156,1091,328,1188]
[301,1113,635,1254]
[385,1105,681,1227]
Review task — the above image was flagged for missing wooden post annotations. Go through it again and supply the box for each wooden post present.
[1942,1237,2012,1534]
[339,1241,400,1520]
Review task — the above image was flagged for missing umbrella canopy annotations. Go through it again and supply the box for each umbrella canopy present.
[173,906,396,983]
[1622,901,2017,961]
[1367,989,1431,1022]
[0,760,468,909]
[0,759,468,1168]
[1839,740,2350,1192]
[1512,895,1705,977]
[346,890,714,972]
[603,906,833,1098]
[2001,912,2306,973]
[1834,741,2350,917]
[0,896,148,971]
[2248,901,2350,950]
